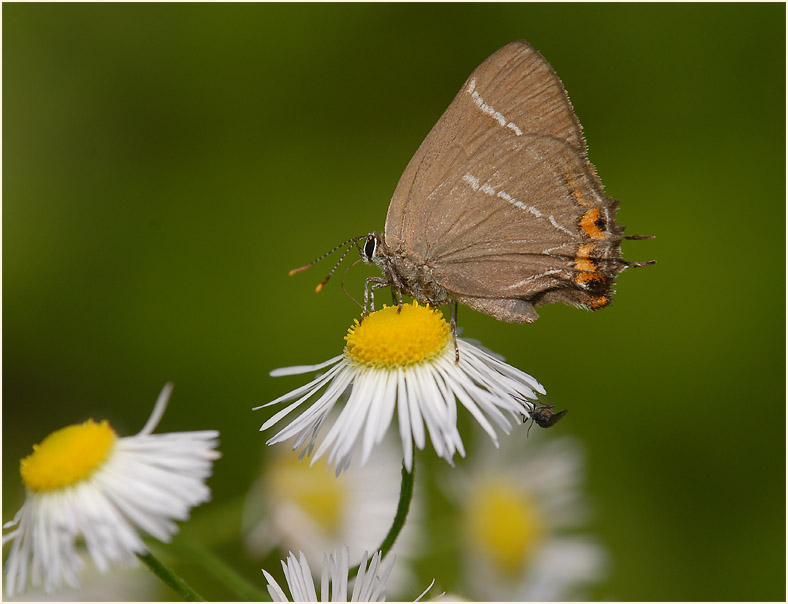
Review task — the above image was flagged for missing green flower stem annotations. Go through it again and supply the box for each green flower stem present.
[137,550,205,602]
[349,452,415,579]
[166,538,270,602]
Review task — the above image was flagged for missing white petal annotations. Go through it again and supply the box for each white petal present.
[270,355,346,377]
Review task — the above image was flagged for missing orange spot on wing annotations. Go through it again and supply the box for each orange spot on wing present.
[576,272,605,288]
[574,258,596,272]
[580,208,605,240]
[588,295,608,309]
[565,174,591,207]
[576,243,596,258]
[572,188,591,207]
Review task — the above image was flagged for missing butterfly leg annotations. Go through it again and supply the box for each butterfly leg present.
[363,277,390,318]
[370,281,390,311]
[385,271,405,312]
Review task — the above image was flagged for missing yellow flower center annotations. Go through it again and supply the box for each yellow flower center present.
[467,478,545,575]
[269,453,345,534]
[345,301,451,368]
[20,419,117,492]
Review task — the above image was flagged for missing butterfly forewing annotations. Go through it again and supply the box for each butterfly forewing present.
[385,40,599,255]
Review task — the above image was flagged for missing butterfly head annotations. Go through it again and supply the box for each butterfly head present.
[359,233,383,265]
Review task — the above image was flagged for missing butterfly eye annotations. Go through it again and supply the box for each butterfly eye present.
[363,236,377,261]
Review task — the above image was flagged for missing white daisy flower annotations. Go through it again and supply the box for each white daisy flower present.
[263,546,393,602]
[243,435,423,592]
[448,432,608,601]
[256,301,546,475]
[2,383,221,599]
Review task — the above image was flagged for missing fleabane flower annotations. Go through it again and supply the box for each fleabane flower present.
[243,436,422,592]
[263,547,393,602]
[2,383,221,598]
[447,432,608,601]
[256,301,546,475]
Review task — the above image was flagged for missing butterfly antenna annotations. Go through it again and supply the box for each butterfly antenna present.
[314,240,366,293]
[288,236,366,277]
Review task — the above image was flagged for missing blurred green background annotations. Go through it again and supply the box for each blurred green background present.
[3,3,785,601]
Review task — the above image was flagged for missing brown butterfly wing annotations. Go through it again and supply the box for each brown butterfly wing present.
[383,40,625,317]
[385,40,599,254]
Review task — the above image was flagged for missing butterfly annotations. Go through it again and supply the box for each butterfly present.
[292,40,653,352]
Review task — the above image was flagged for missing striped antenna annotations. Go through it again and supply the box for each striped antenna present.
[314,241,363,292]
[288,235,367,293]
[288,236,366,277]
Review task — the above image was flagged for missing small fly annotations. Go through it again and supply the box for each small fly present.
[523,405,568,436]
